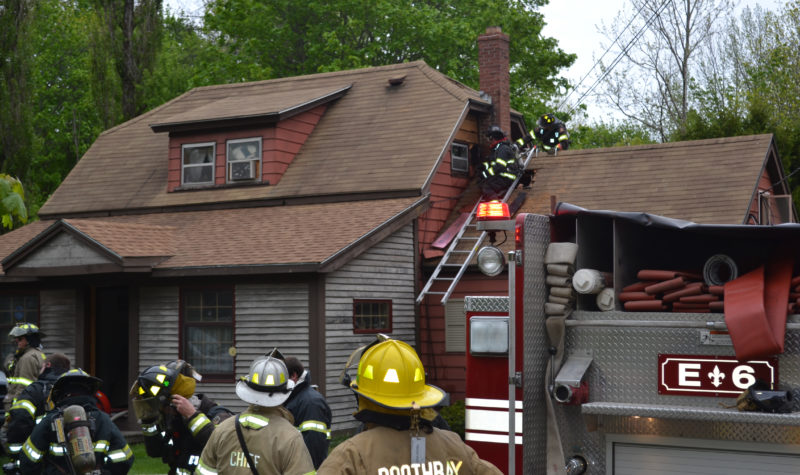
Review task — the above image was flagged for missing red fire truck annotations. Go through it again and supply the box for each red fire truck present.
[465,203,800,474]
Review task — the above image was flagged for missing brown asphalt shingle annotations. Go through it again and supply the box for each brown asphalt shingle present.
[520,134,776,224]
[40,61,484,217]
[1,198,424,274]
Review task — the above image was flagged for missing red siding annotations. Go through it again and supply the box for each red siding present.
[166,105,327,191]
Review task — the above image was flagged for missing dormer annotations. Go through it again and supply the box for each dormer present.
[150,84,351,192]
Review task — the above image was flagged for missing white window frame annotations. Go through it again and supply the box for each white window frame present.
[181,142,216,186]
[451,142,470,174]
[226,137,262,183]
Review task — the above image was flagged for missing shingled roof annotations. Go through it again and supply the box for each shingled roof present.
[1,197,425,276]
[39,61,487,217]
[520,134,785,224]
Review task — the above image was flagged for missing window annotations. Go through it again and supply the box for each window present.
[353,299,392,333]
[0,294,39,358]
[181,288,234,377]
[182,142,215,186]
[227,138,261,182]
[451,142,469,174]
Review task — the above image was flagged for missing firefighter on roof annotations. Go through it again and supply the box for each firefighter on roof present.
[19,368,134,474]
[478,125,519,200]
[197,349,315,475]
[534,113,570,154]
[317,338,502,475]
[5,324,47,413]
[131,360,232,475]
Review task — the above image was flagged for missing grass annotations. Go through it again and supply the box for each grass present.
[129,443,170,474]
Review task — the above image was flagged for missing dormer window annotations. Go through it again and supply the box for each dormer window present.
[182,142,215,186]
[227,138,262,182]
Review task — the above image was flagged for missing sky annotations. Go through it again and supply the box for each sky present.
[164,0,787,121]
[539,0,786,121]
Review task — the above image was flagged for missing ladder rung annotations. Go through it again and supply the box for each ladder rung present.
[450,250,471,254]
[426,291,446,295]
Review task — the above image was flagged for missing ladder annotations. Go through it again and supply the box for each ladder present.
[416,145,538,305]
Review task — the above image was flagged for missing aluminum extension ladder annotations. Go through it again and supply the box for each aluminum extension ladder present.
[416,145,538,305]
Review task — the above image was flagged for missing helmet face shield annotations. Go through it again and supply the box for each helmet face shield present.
[132,396,163,423]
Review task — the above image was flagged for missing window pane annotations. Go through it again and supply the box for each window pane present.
[182,289,234,375]
[228,140,260,161]
[184,326,234,374]
[0,294,39,361]
[184,146,214,164]
[353,300,391,333]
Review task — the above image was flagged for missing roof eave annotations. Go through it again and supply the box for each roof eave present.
[149,85,352,134]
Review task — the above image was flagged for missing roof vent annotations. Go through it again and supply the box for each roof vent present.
[388,75,406,86]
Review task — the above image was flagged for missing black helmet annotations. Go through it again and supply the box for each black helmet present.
[8,322,45,339]
[539,114,556,126]
[486,125,506,140]
[49,368,102,405]
[136,364,179,399]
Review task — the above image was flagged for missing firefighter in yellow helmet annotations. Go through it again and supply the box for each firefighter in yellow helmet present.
[318,338,502,475]
[197,349,315,475]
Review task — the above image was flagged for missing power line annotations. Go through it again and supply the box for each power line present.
[557,0,674,116]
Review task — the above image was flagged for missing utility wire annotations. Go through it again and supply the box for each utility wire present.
[557,0,673,116]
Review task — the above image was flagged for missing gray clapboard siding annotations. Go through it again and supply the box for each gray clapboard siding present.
[138,286,179,370]
[226,282,310,413]
[324,224,416,432]
[40,289,78,365]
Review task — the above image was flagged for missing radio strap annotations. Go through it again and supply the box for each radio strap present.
[234,416,259,475]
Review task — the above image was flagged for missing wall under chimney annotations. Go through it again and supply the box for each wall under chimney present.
[478,26,511,139]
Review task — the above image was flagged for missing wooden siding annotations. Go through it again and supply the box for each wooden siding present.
[136,283,311,413]
[40,289,78,365]
[419,273,508,401]
[227,282,310,413]
[417,114,478,254]
[325,224,416,432]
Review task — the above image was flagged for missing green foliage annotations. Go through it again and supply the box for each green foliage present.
[201,0,574,123]
[0,174,27,231]
[438,399,465,440]
[569,122,654,149]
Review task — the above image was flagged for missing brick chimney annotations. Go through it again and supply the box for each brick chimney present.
[478,26,510,137]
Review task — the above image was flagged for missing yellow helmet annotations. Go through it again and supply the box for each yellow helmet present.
[351,339,444,409]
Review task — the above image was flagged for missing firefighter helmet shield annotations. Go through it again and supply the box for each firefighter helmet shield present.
[50,368,102,405]
[136,365,179,399]
[235,348,295,407]
[8,322,45,339]
[351,339,444,409]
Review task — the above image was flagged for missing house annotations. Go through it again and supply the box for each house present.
[0,27,526,432]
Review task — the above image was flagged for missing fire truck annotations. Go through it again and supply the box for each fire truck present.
[464,202,800,474]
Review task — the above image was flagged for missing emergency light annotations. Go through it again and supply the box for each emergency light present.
[476,201,510,221]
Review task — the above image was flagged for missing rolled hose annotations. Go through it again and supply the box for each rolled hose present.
[703,254,738,286]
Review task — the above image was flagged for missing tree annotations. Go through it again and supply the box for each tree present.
[201,0,575,123]
[0,174,28,231]
[595,0,732,141]
[0,0,36,179]
[91,0,164,121]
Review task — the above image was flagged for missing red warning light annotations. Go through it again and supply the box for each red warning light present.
[476,201,510,221]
